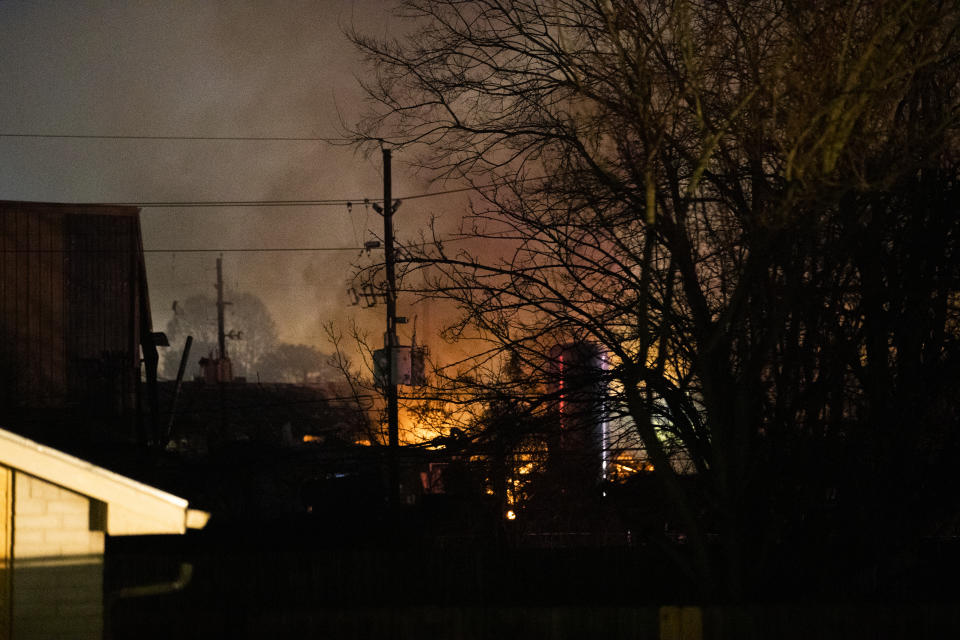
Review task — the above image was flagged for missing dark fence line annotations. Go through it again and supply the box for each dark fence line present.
[108,544,689,608]
[105,534,960,639]
[108,602,960,640]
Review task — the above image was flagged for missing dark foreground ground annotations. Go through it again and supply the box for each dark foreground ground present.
[104,514,960,640]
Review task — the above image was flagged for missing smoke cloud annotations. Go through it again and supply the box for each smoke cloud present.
[0,1,464,367]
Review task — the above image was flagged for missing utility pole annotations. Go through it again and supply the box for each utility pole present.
[382,147,401,504]
[214,255,229,442]
[216,254,228,361]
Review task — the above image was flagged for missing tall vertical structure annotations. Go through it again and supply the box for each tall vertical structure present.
[381,147,400,503]
[213,255,233,382]
[547,341,609,492]
[198,255,233,384]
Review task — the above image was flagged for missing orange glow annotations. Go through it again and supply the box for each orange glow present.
[505,509,517,520]
[302,434,322,443]
[398,406,455,445]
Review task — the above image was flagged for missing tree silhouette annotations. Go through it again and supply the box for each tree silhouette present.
[162,292,278,380]
[353,0,960,600]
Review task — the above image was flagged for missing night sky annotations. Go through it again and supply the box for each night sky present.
[0,1,466,371]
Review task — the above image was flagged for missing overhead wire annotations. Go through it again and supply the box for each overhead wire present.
[110,199,370,208]
[0,132,355,143]
[1,132,543,254]
[0,247,366,254]
[144,247,363,253]
[1,131,545,204]
[109,185,481,208]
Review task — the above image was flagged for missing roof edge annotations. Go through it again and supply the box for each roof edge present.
[0,200,141,216]
[0,427,188,511]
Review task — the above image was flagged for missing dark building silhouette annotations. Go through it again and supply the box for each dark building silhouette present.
[0,201,160,444]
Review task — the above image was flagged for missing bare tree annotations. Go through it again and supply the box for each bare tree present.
[162,292,280,380]
[324,320,388,447]
[352,0,960,599]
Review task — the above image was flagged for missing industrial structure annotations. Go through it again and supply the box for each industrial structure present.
[547,341,610,491]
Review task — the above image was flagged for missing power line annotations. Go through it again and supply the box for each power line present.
[0,132,353,143]
[2,133,538,205]
[112,184,492,208]
[112,199,372,208]
[400,185,478,201]
[0,247,366,254]
[145,247,364,253]
[3,175,538,214]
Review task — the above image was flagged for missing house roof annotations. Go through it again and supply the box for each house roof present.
[0,427,208,535]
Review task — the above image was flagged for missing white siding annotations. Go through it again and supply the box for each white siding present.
[12,472,103,640]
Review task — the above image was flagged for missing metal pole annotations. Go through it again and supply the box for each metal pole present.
[383,147,400,504]
[164,335,193,446]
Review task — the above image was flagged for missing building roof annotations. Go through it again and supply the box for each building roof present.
[0,427,208,535]
[0,199,140,216]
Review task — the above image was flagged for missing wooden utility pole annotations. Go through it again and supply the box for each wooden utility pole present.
[382,147,400,504]
[216,255,228,361]
[213,255,232,442]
